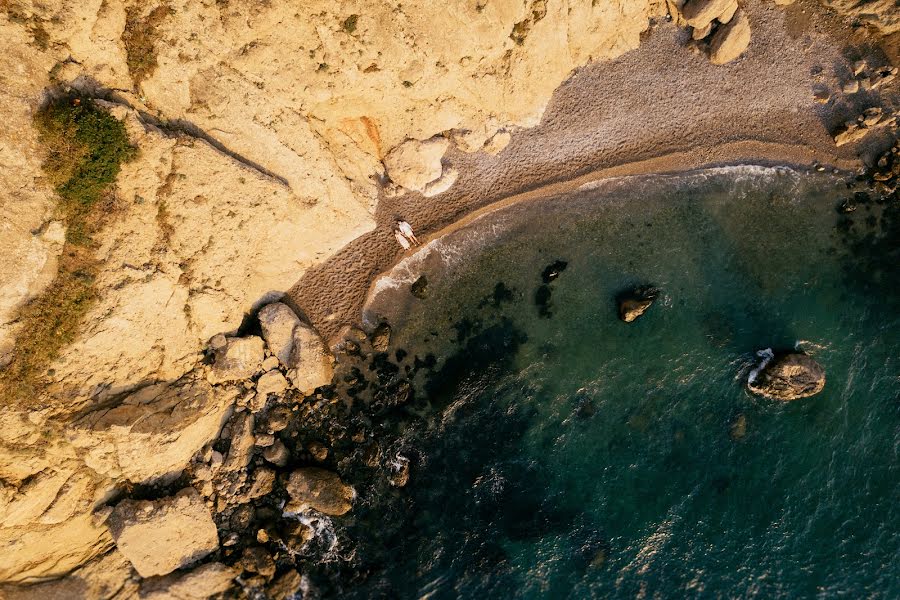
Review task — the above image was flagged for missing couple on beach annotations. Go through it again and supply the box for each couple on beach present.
[393,220,420,250]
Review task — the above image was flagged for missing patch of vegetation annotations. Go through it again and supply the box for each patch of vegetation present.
[342,14,358,34]
[122,4,173,85]
[0,96,136,403]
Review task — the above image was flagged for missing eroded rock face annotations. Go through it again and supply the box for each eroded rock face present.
[682,0,736,28]
[69,377,236,483]
[208,336,265,385]
[383,137,450,193]
[747,353,826,401]
[107,488,219,578]
[285,468,354,516]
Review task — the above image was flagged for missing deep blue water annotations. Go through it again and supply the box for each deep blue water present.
[348,167,899,599]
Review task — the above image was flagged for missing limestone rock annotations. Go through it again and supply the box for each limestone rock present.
[423,167,459,197]
[709,9,751,65]
[682,0,735,28]
[0,549,136,600]
[208,336,265,385]
[263,441,290,468]
[371,323,392,353]
[256,370,288,396]
[747,353,825,401]
[223,413,256,473]
[620,298,653,322]
[258,303,302,365]
[483,131,512,155]
[107,488,219,578]
[718,0,739,24]
[285,468,354,516]
[140,562,237,600]
[258,303,334,395]
[618,287,659,323]
[70,378,235,484]
[383,137,450,193]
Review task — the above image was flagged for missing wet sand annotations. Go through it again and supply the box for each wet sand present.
[287,0,898,341]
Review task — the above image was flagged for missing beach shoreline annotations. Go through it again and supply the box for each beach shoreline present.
[287,1,898,342]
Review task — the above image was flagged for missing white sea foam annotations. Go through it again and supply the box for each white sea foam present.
[747,348,775,384]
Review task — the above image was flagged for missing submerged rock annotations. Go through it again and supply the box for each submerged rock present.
[285,468,354,516]
[371,322,392,352]
[617,286,659,323]
[411,275,429,299]
[541,260,568,283]
[107,488,219,578]
[747,352,825,401]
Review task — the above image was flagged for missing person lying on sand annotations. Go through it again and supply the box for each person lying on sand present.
[397,220,420,245]
[394,229,411,250]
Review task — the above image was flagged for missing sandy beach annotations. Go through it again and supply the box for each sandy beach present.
[288,0,898,341]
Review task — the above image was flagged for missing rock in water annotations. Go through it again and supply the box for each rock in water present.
[411,275,429,299]
[285,468,355,516]
[108,488,219,577]
[709,9,751,65]
[747,353,825,401]
[617,286,659,323]
[371,322,392,353]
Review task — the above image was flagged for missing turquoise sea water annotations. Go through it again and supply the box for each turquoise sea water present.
[341,167,899,598]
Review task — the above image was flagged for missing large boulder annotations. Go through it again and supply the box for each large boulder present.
[258,303,333,395]
[747,352,825,401]
[709,9,751,65]
[285,468,354,516]
[140,562,237,600]
[107,488,219,578]
[617,287,659,323]
[207,336,265,384]
[682,0,736,28]
[382,137,450,193]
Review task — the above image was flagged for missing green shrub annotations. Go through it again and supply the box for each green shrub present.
[0,96,136,404]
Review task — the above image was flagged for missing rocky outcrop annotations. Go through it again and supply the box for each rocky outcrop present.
[107,488,219,578]
[207,335,265,385]
[673,1,750,64]
[258,302,334,395]
[747,352,826,401]
[618,287,659,323]
[285,468,355,516]
[818,0,900,35]
[833,107,897,146]
[682,0,737,29]
[69,377,236,483]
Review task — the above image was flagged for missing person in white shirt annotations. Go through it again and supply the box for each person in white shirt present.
[394,229,411,250]
[397,220,419,246]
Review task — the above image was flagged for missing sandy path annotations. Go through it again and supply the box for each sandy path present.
[288,0,898,341]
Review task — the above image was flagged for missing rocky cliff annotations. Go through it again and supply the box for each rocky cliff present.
[0,0,897,596]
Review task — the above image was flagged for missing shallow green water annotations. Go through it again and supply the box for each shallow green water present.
[350,167,899,598]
